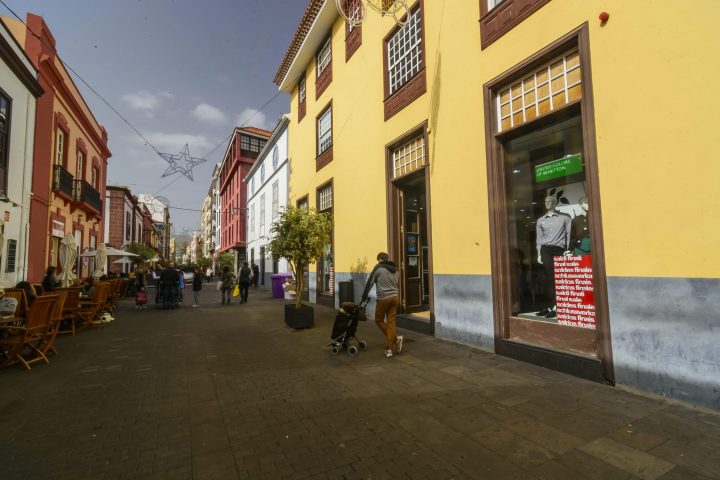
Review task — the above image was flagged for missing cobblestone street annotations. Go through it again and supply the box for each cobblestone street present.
[1,286,718,480]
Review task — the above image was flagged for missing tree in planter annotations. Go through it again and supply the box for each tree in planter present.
[267,206,332,310]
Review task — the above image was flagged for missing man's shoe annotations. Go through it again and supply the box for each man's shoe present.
[394,335,404,354]
[385,349,393,358]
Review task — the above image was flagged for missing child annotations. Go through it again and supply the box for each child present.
[192,267,203,307]
[136,285,148,309]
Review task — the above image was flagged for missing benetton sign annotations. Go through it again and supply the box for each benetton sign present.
[535,153,583,182]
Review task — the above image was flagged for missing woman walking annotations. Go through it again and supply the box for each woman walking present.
[220,266,235,305]
[192,267,203,307]
[238,261,252,304]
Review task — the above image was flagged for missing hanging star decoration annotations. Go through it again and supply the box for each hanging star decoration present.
[158,143,205,181]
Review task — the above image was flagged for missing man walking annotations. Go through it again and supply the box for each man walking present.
[361,252,403,358]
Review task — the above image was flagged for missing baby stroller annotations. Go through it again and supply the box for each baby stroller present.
[327,300,368,356]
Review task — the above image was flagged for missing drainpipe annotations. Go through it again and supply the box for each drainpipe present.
[19,92,35,282]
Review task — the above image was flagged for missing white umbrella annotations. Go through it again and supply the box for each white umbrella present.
[58,233,78,287]
[94,242,107,278]
[112,257,135,265]
[80,245,139,257]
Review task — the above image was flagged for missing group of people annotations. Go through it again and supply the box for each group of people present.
[218,261,255,305]
[146,264,203,310]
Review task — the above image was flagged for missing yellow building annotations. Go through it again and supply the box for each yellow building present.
[275,0,720,408]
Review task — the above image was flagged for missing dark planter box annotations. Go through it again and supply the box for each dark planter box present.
[285,303,314,329]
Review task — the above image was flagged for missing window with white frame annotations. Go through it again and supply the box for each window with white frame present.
[298,76,306,103]
[317,107,332,155]
[387,6,422,95]
[488,0,503,11]
[272,146,279,170]
[496,50,582,132]
[393,134,426,179]
[347,0,362,32]
[272,181,279,218]
[76,151,84,180]
[55,129,65,166]
[251,178,255,196]
[259,193,266,237]
[249,203,255,238]
[319,185,333,212]
[260,163,265,183]
[317,37,332,77]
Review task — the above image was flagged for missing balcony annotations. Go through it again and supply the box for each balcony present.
[73,179,102,213]
[52,164,74,199]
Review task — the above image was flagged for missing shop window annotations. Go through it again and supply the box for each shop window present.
[316,35,333,98]
[317,183,334,300]
[383,3,426,120]
[479,0,551,49]
[497,50,582,132]
[392,135,426,179]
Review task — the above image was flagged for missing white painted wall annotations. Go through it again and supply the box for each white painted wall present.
[245,119,290,283]
[0,22,38,287]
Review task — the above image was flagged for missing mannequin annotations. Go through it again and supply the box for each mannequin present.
[571,196,591,255]
[535,196,571,318]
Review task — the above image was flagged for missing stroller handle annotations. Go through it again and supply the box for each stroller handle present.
[359,297,371,308]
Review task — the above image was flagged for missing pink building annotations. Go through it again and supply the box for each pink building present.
[218,127,271,261]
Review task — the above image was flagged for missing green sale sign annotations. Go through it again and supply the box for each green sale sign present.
[535,154,584,182]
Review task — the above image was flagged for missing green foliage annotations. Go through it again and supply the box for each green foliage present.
[267,206,332,309]
[126,242,155,264]
[196,257,213,270]
[216,252,235,271]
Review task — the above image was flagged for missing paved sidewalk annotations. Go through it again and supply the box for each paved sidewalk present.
[1,285,718,480]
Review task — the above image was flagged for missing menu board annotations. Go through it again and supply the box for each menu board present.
[554,255,596,329]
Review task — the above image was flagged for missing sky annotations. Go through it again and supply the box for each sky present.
[1,0,307,235]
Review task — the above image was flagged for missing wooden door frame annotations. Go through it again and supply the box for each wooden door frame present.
[316,178,335,308]
[384,122,435,319]
[482,24,614,384]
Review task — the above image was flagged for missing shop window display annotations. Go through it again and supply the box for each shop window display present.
[503,114,596,329]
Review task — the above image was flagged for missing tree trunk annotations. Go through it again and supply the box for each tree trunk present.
[295,263,305,309]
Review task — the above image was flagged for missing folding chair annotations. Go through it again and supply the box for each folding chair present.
[36,289,68,356]
[0,294,58,370]
[3,289,28,318]
[56,287,82,336]
[77,282,111,330]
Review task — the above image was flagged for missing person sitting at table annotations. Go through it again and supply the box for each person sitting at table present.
[42,266,59,292]
[0,288,19,318]
[14,281,37,306]
[80,277,95,297]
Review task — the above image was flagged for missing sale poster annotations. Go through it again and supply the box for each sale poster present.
[553,255,596,329]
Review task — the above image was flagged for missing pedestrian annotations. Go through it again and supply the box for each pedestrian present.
[251,262,259,287]
[220,266,235,305]
[238,261,252,303]
[152,266,162,303]
[206,266,213,283]
[159,262,180,309]
[361,252,403,358]
[42,266,59,292]
[135,270,146,309]
[192,267,203,307]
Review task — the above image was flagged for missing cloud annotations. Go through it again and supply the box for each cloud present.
[235,108,270,130]
[122,91,171,112]
[192,103,227,124]
[141,132,215,153]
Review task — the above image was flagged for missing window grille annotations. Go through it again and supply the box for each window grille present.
[272,181,279,218]
[393,135,426,178]
[497,50,582,132]
[317,108,332,155]
[5,239,16,273]
[387,7,422,95]
[347,0,362,32]
[319,185,333,211]
[317,37,332,77]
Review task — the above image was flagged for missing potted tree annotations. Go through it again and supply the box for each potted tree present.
[267,206,332,329]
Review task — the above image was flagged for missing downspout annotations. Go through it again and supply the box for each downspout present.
[19,92,35,282]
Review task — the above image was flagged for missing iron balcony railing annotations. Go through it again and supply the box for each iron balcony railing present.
[52,164,74,198]
[73,179,102,212]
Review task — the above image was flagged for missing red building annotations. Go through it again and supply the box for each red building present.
[218,126,271,262]
[5,14,111,281]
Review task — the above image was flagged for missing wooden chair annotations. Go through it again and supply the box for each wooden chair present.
[33,284,45,296]
[35,289,67,357]
[77,282,111,330]
[56,287,82,336]
[3,289,28,318]
[0,294,58,370]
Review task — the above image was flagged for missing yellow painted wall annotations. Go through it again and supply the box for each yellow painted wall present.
[286,0,720,279]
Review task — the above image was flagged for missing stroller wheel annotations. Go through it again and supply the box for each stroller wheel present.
[331,346,339,355]
[348,346,359,356]
[358,340,367,350]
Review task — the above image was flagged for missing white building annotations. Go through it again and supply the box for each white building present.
[244,116,290,287]
[0,18,43,287]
